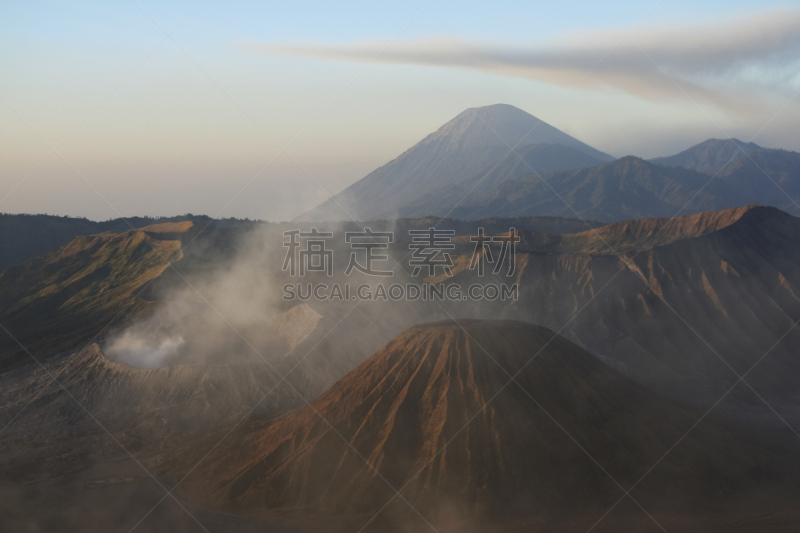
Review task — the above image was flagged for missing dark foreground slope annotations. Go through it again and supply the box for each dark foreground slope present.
[168,321,800,532]
[0,344,295,479]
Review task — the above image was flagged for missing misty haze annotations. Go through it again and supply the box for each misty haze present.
[2,2,800,532]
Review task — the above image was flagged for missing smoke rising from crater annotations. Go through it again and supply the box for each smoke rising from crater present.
[105,224,290,368]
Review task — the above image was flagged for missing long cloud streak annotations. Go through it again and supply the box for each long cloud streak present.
[240,10,800,113]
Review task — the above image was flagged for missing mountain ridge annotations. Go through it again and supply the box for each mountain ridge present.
[450,155,743,222]
[649,139,800,216]
[554,204,767,253]
[650,138,762,175]
[398,141,608,218]
[297,104,613,222]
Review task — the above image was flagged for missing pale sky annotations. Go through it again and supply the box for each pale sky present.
[2,0,799,221]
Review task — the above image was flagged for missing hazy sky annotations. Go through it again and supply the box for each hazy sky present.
[2,1,799,221]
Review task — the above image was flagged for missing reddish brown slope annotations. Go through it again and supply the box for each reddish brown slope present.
[443,206,800,411]
[0,224,188,369]
[557,204,756,253]
[170,320,800,532]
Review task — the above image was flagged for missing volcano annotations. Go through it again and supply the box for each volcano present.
[297,104,612,222]
[170,320,800,532]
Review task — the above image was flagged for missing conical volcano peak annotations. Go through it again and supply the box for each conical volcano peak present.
[446,103,542,132]
[422,103,608,157]
[297,104,612,221]
[163,318,800,531]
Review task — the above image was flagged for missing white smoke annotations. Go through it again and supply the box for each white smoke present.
[107,331,185,368]
[104,224,289,368]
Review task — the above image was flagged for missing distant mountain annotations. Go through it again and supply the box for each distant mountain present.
[650,139,800,216]
[450,156,742,222]
[388,213,603,235]
[297,104,613,221]
[301,131,799,224]
[169,320,800,531]
[650,138,762,175]
[398,142,607,218]
[0,213,215,270]
[714,148,800,214]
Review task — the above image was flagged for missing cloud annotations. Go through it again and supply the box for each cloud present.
[239,9,800,113]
